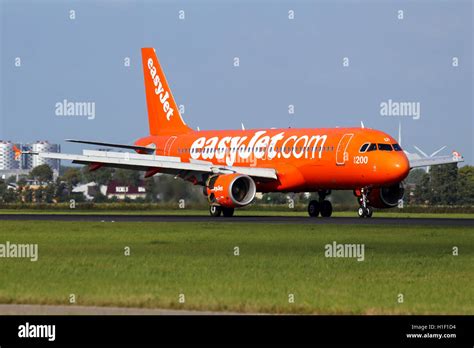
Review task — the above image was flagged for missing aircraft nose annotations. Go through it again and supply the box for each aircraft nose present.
[391,153,410,182]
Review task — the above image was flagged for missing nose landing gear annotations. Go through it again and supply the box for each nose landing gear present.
[356,188,373,218]
[308,190,333,217]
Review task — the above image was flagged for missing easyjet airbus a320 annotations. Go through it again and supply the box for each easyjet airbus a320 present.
[33,48,464,218]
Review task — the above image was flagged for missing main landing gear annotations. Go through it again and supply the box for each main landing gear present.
[209,205,235,217]
[357,188,373,218]
[308,190,333,218]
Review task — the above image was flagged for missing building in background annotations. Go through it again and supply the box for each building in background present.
[0,140,61,181]
[0,141,19,171]
[24,141,61,172]
[106,181,146,200]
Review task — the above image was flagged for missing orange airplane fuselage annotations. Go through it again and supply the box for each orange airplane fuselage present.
[135,127,410,192]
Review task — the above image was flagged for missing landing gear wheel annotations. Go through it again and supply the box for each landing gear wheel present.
[358,206,373,218]
[222,207,235,217]
[366,206,373,218]
[320,200,333,218]
[209,205,222,217]
[308,200,320,217]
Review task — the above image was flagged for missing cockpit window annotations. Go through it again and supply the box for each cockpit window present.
[366,143,377,152]
[392,144,402,151]
[378,143,393,151]
[359,143,369,153]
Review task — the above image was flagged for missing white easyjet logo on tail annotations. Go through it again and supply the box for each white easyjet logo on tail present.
[147,58,174,121]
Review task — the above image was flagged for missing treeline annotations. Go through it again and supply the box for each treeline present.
[0,164,206,205]
[408,164,474,206]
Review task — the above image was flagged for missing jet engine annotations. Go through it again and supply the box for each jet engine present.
[367,183,405,208]
[206,174,256,208]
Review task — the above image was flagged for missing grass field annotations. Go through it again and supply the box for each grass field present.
[0,220,472,314]
[0,208,472,219]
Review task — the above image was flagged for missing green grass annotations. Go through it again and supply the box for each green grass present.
[0,208,472,219]
[0,221,472,314]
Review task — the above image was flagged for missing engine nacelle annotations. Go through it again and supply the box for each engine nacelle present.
[367,183,405,208]
[206,174,256,208]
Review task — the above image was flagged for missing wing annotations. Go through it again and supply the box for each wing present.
[408,151,464,169]
[34,149,277,181]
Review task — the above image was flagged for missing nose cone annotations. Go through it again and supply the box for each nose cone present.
[390,152,410,182]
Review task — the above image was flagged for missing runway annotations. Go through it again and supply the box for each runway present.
[0,304,243,316]
[0,214,472,226]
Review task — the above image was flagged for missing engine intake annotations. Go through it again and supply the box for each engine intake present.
[367,183,405,208]
[206,174,256,208]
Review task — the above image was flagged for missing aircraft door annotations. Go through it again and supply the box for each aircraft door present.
[336,133,354,165]
[164,136,177,156]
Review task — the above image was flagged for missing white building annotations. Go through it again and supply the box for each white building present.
[0,141,19,170]
[23,141,61,172]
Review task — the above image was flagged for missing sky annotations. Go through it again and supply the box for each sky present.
[0,0,472,164]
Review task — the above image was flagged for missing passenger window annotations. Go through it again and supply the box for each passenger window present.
[392,144,402,151]
[378,144,393,151]
[359,143,369,153]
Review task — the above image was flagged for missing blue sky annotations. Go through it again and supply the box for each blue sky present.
[1,0,472,164]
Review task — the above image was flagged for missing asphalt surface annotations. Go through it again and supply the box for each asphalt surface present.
[0,304,243,315]
[0,214,472,226]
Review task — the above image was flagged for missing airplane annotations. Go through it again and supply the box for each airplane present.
[31,48,464,218]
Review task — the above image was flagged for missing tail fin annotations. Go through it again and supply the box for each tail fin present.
[141,48,192,136]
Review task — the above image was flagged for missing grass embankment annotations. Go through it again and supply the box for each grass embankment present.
[0,221,472,314]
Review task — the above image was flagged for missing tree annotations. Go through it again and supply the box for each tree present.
[6,175,17,184]
[54,179,68,202]
[155,175,206,204]
[458,166,474,205]
[429,163,458,205]
[114,169,142,186]
[93,191,108,203]
[406,169,425,185]
[0,181,18,203]
[44,184,55,203]
[34,187,44,203]
[414,172,431,204]
[145,177,159,202]
[262,192,289,205]
[82,166,114,185]
[62,168,82,191]
[17,177,27,187]
[29,164,53,182]
[23,188,33,203]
